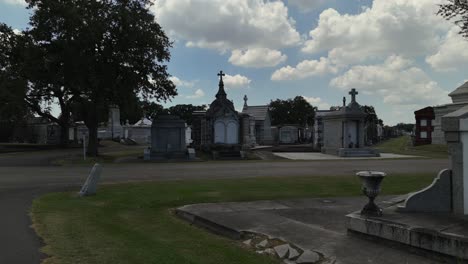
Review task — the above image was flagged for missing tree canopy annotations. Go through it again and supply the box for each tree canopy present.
[20,0,177,155]
[439,0,468,39]
[0,24,28,124]
[269,96,315,126]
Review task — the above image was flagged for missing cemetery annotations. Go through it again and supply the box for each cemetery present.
[2,0,468,263]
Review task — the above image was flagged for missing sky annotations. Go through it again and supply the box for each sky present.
[1,0,467,125]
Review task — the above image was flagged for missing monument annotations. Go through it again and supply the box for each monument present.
[346,105,468,260]
[321,89,380,157]
[241,95,273,145]
[192,71,255,153]
[107,105,123,139]
[150,115,186,159]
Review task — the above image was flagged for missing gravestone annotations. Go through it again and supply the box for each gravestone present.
[79,163,102,197]
[107,105,123,139]
[150,115,187,159]
[279,126,299,144]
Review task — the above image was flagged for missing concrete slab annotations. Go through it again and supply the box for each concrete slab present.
[346,205,468,260]
[176,196,454,263]
[273,152,420,160]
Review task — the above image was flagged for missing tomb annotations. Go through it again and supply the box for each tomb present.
[346,105,468,260]
[321,89,380,157]
[150,115,186,159]
[192,71,255,152]
[241,95,273,145]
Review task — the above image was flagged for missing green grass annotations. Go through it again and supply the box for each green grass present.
[32,174,435,264]
[375,136,448,159]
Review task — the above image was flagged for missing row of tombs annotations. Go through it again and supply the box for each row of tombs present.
[146,71,380,158]
[20,71,381,159]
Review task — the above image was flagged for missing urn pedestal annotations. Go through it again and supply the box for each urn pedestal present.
[357,171,386,217]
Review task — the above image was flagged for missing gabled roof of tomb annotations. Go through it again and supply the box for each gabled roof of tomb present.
[242,105,269,121]
[449,81,468,97]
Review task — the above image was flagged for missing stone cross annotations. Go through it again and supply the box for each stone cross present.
[349,88,358,103]
[217,70,225,81]
[244,95,248,107]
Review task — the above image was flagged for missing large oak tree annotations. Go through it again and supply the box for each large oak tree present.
[24,0,177,155]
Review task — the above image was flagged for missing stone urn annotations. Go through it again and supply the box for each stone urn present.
[357,171,386,217]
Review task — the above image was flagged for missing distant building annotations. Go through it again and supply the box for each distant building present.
[432,81,468,145]
[414,107,434,146]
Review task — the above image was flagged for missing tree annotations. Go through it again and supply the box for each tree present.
[439,0,468,39]
[269,96,315,126]
[0,24,28,123]
[361,105,380,144]
[24,0,177,156]
[167,104,207,125]
[0,24,29,141]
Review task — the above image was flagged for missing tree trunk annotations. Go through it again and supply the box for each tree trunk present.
[59,122,69,147]
[87,123,99,157]
[84,104,100,157]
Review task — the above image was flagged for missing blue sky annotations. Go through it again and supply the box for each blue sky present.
[1,0,467,125]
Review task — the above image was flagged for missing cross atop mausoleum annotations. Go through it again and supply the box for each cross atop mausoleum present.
[243,95,248,107]
[218,70,225,81]
[216,70,227,99]
[349,88,358,103]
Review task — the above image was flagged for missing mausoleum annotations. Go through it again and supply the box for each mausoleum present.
[321,89,380,157]
[192,71,267,150]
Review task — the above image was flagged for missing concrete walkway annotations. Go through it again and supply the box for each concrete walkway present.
[273,152,420,160]
[177,196,449,264]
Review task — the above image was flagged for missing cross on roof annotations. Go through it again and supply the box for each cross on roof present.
[217,70,225,79]
[349,88,358,103]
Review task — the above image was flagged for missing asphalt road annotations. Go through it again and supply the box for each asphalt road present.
[0,151,450,264]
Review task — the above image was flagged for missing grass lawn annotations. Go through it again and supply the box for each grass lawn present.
[375,136,448,159]
[32,174,435,264]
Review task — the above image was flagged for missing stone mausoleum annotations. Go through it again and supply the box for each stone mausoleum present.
[321,89,380,157]
[150,115,186,159]
[192,71,269,151]
[431,81,468,144]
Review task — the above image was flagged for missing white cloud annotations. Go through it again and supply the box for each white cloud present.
[0,0,26,6]
[169,76,195,88]
[229,48,287,68]
[224,74,251,89]
[330,55,449,106]
[302,96,330,110]
[302,0,450,66]
[186,89,205,99]
[287,0,325,13]
[271,57,338,81]
[426,27,468,72]
[153,0,301,52]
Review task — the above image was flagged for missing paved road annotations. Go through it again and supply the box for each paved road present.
[0,152,450,264]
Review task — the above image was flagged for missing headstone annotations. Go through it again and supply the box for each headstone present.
[151,115,187,159]
[279,126,299,144]
[78,163,102,197]
[107,105,123,139]
[143,147,151,161]
[187,148,196,160]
